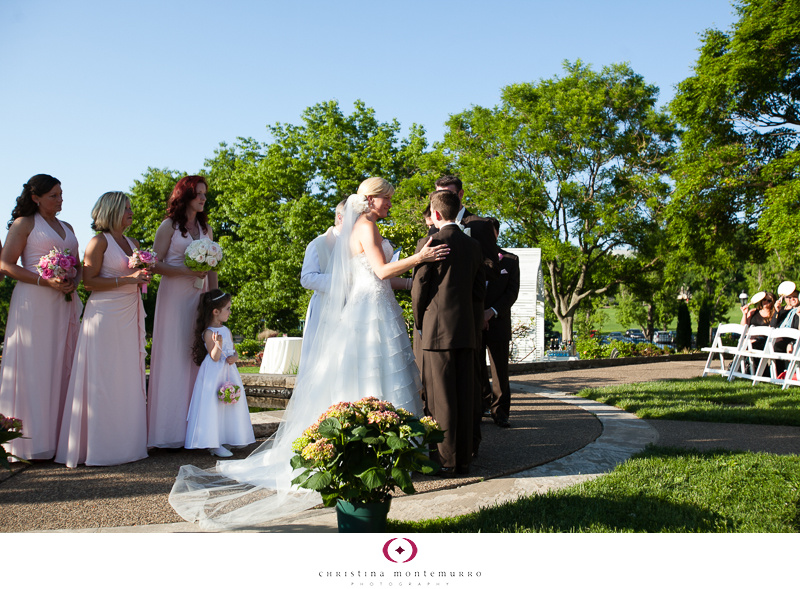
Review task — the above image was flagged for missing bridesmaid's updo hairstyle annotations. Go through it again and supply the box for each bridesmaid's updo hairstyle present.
[91,191,130,233]
[8,173,60,228]
[166,175,209,238]
[192,288,232,365]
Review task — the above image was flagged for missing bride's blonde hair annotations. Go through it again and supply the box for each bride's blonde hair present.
[349,177,395,214]
[357,177,394,199]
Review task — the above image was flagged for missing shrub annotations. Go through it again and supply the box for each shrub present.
[575,337,604,359]
[236,338,265,358]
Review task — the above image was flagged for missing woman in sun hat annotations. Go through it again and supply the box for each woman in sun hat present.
[740,290,776,350]
[770,281,800,374]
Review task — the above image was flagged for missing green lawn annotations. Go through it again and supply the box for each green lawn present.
[388,447,800,533]
[554,303,745,334]
[388,376,800,533]
[577,376,800,426]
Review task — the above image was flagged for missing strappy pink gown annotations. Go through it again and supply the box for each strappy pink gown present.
[147,226,209,448]
[0,213,82,460]
[55,234,148,467]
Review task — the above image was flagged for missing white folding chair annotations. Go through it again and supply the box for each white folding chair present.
[728,325,773,382]
[701,323,748,378]
[750,327,800,385]
[781,339,800,389]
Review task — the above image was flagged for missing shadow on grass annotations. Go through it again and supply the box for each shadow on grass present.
[389,446,800,533]
[388,493,730,533]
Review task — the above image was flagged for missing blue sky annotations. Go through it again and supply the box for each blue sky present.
[0,0,738,253]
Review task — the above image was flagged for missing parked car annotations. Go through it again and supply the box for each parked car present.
[654,330,674,344]
[626,328,645,342]
[607,331,623,341]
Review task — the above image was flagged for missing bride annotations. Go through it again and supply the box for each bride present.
[169,177,448,529]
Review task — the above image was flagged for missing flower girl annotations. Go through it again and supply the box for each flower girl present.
[185,289,255,457]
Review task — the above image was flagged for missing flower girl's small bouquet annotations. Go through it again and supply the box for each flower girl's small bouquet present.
[184,238,224,289]
[37,247,79,301]
[218,382,242,404]
[0,414,28,470]
[127,248,158,297]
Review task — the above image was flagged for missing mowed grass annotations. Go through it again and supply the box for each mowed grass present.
[388,447,800,533]
[388,376,800,533]
[576,376,800,426]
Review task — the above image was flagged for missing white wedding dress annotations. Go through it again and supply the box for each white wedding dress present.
[169,197,422,529]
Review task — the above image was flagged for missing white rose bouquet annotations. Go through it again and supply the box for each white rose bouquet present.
[184,238,224,289]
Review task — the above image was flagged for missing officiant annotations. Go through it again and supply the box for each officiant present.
[299,199,346,365]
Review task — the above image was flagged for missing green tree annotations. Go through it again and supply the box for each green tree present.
[669,0,800,324]
[443,61,677,337]
[205,100,430,337]
[675,300,693,350]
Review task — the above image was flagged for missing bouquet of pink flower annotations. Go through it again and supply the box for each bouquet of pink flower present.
[128,248,158,296]
[0,413,28,470]
[218,382,242,404]
[37,247,79,301]
[184,238,223,289]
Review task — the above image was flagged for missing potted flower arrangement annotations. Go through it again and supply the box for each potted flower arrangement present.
[290,396,444,533]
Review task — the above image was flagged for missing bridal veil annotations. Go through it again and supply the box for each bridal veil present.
[169,193,422,529]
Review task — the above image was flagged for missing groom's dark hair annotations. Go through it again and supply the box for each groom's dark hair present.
[429,190,459,222]
[435,174,462,193]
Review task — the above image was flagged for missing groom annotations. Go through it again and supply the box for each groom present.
[412,190,485,475]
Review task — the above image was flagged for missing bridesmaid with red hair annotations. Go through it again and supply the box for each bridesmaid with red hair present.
[147,175,218,448]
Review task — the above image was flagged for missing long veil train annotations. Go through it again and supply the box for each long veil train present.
[169,195,422,529]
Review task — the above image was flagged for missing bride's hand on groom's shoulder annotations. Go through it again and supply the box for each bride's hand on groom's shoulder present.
[418,239,449,264]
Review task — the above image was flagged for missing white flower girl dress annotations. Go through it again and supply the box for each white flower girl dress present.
[184,326,255,452]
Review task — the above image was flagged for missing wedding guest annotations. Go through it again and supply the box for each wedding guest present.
[147,175,218,448]
[298,199,346,365]
[56,192,150,467]
[412,189,485,475]
[0,174,82,461]
[771,283,800,374]
[481,218,520,428]
[740,291,776,350]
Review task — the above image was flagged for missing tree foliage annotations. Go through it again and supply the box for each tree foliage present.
[669,0,800,323]
[442,60,677,337]
[206,101,431,337]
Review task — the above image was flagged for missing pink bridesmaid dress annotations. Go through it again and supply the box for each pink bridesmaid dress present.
[55,234,148,467]
[0,213,82,461]
[147,226,209,448]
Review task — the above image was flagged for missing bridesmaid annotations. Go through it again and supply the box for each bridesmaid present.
[0,174,82,461]
[56,192,150,467]
[147,175,218,448]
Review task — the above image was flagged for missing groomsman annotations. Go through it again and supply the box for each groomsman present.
[412,190,485,475]
[481,218,520,428]
[433,175,500,282]
[299,199,346,364]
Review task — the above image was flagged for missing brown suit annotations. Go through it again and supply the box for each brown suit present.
[426,207,498,451]
[482,249,520,421]
[412,224,485,469]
